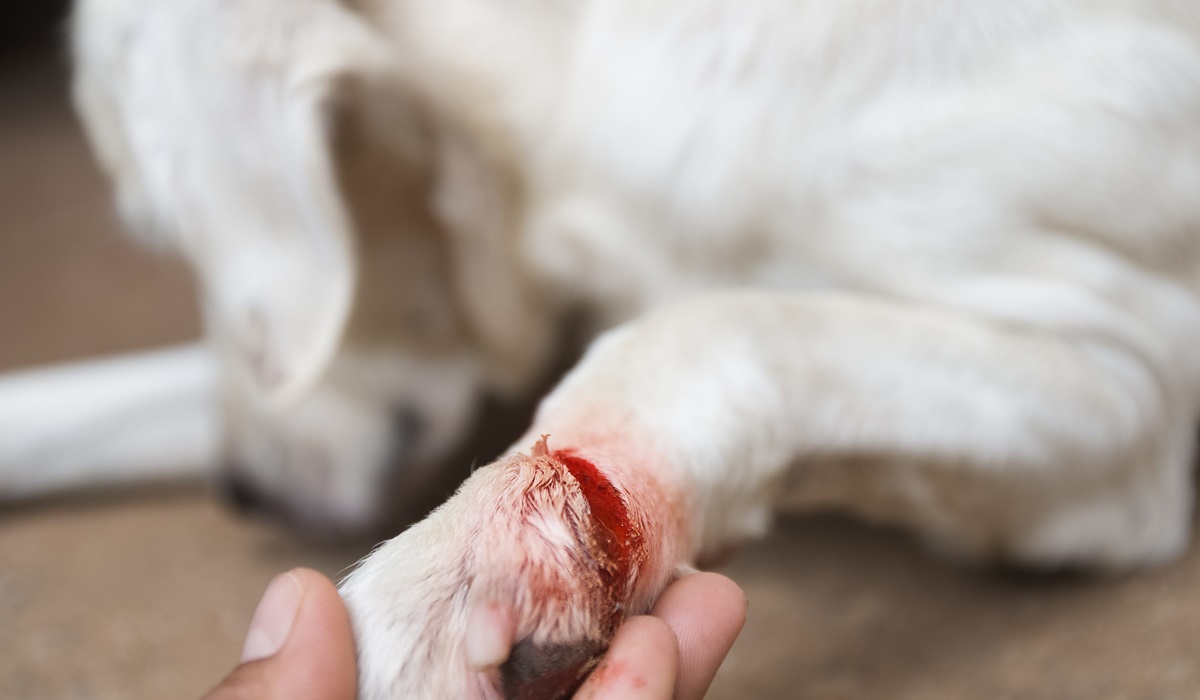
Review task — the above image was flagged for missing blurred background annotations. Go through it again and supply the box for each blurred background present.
[4,4,1200,699]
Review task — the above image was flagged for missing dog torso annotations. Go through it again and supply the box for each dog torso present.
[419,1,1200,557]
[413,0,1200,354]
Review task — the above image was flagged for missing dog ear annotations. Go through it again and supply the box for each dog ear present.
[198,8,412,404]
[73,0,452,402]
[201,81,355,404]
[199,140,356,407]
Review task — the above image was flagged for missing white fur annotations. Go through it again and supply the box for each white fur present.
[8,0,1200,696]
[0,345,217,497]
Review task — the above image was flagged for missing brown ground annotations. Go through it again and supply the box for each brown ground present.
[3,49,1200,700]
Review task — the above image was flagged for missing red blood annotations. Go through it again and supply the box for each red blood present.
[586,659,628,689]
[553,449,642,598]
[584,658,648,692]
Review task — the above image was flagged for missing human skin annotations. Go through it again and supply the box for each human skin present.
[203,568,745,700]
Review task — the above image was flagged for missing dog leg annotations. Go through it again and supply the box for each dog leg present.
[341,290,1194,698]
[524,291,1195,570]
[0,343,219,499]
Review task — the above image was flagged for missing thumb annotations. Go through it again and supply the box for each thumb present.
[203,568,357,700]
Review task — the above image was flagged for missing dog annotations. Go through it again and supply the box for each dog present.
[2,0,1196,697]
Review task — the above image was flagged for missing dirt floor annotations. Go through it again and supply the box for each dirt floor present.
[3,47,1200,700]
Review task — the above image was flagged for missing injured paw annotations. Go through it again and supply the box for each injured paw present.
[340,437,666,699]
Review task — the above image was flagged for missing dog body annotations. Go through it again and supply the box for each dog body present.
[10,0,1200,696]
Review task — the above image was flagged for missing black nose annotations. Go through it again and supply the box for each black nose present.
[218,473,265,514]
[392,406,426,455]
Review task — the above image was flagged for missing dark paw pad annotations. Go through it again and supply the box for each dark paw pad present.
[500,637,607,700]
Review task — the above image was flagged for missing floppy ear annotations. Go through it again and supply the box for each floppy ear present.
[71,0,396,403]
[73,0,440,403]
[201,78,356,404]
[182,2,411,404]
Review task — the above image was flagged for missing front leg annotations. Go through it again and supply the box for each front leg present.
[342,290,1194,698]
[0,344,219,499]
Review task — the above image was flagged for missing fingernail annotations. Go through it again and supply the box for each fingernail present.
[241,571,304,662]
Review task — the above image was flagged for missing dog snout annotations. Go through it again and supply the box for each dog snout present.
[217,472,267,514]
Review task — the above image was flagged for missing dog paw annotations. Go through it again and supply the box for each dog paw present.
[340,437,670,699]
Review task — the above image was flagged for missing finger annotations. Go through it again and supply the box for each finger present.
[574,616,679,699]
[651,572,746,700]
[203,568,357,700]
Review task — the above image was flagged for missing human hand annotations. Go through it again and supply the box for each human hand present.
[203,569,356,700]
[203,568,745,700]
[572,572,747,699]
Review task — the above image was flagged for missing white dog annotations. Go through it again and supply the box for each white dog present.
[3,0,1199,697]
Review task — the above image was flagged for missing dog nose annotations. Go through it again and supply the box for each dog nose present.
[392,405,426,454]
[217,473,265,514]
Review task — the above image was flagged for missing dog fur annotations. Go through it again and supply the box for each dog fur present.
[7,0,1199,696]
